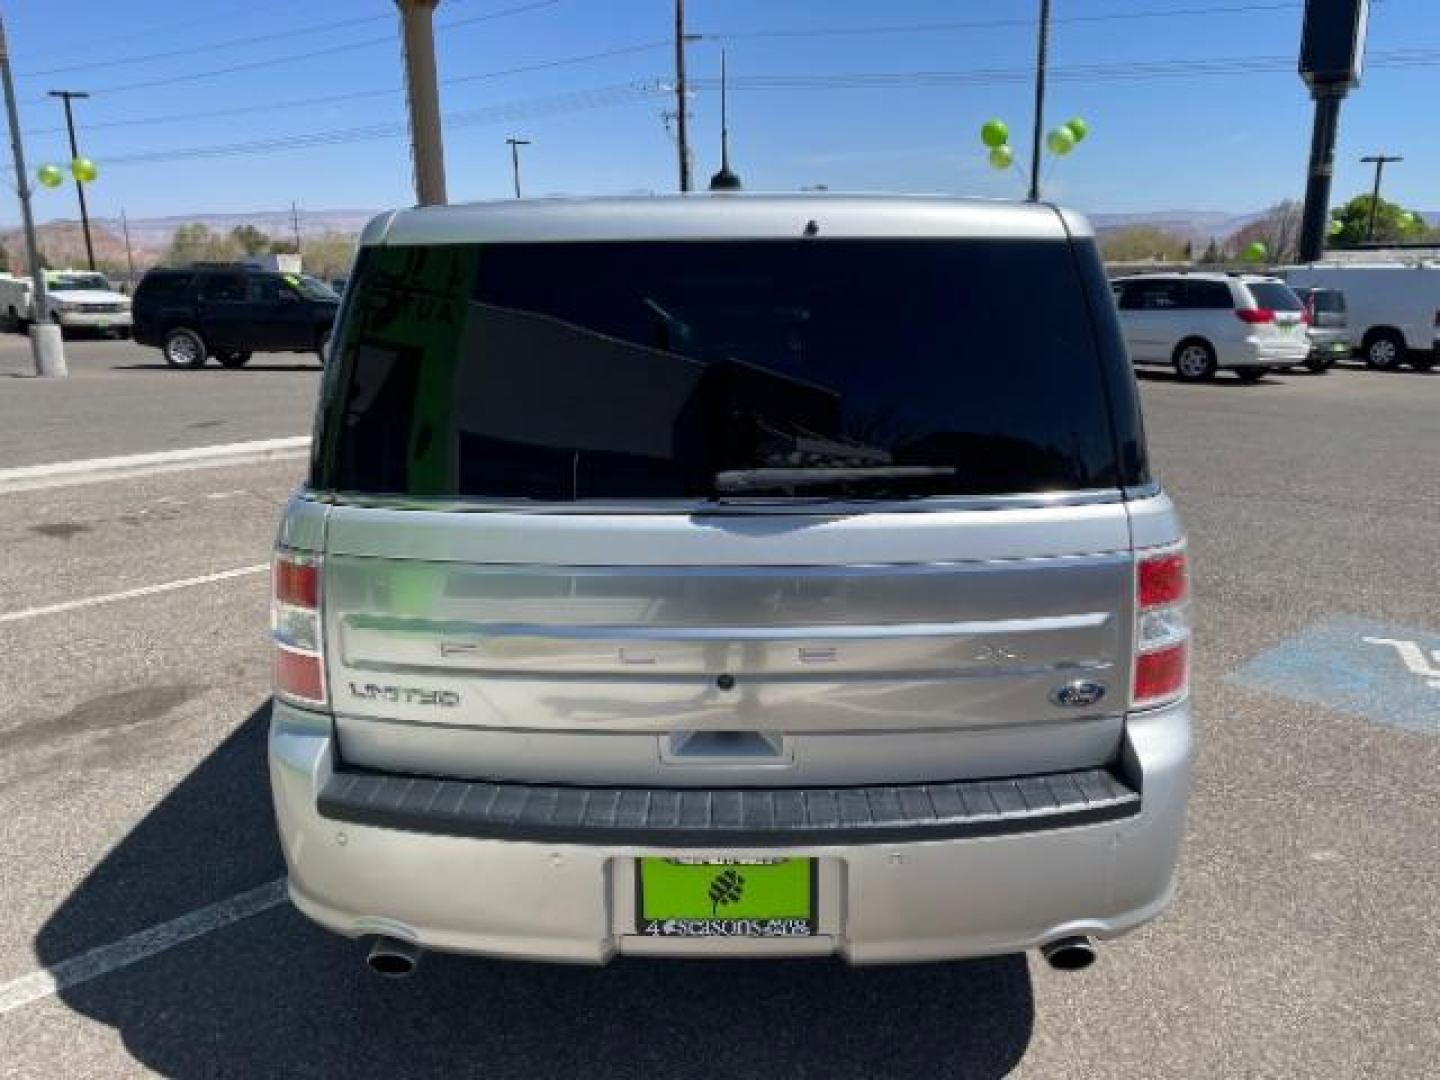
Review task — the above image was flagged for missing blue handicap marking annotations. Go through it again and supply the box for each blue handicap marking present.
[1228,615,1440,734]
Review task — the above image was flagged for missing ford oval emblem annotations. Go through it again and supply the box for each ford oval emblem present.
[1051,680,1107,708]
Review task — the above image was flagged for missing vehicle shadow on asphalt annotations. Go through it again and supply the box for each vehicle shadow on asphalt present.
[1135,370,1285,386]
[112,363,323,374]
[36,704,1036,1080]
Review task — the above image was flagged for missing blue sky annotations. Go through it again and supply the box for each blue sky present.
[3,0,1435,224]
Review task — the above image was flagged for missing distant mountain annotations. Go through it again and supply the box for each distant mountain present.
[0,221,137,273]
[6,204,1433,269]
[1090,207,1440,241]
[90,209,379,249]
[1088,209,1271,243]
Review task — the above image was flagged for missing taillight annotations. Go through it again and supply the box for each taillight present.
[1134,547,1189,709]
[1236,308,1274,324]
[273,550,326,707]
[1300,306,1312,325]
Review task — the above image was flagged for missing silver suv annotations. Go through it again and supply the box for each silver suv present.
[269,195,1192,974]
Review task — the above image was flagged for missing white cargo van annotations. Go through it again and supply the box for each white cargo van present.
[1281,263,1439,371]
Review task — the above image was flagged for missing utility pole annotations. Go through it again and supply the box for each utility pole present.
[395,0,447,206]
[505,137,530,198]
[1360,154,1402,241]
[119,208,136,292]
[1027,0,1051,203]
[48,90,95,270]
[673,0,691,192]
[1,16,64,375]
[290,200,303,253]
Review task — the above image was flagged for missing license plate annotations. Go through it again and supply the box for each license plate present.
[637,858,817,938]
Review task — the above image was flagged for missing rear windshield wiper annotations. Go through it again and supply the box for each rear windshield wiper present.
[714,466,956,494]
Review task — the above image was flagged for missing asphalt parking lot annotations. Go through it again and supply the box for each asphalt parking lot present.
[0,337,1436,1078]
[0,333,319,467]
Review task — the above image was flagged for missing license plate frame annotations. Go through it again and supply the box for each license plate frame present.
[635,857,818,939]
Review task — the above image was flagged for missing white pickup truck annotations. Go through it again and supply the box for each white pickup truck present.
[0,271,132,336]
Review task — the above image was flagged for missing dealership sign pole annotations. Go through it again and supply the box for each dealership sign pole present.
[1297,0,1370,263]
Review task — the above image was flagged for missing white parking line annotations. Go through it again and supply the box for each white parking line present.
[0,437,310,494]
[0,565,269,625]
[0,880,286,1015]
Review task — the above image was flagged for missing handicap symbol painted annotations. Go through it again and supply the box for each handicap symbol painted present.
[1227,615,1440,734]
[1360,637,1440,689]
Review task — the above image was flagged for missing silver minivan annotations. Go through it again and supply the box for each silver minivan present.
[269,195,1192,974]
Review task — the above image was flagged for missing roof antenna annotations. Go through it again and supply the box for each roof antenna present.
[708,48,742,192]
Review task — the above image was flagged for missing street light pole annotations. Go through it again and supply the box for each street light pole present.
[1,16,65,376]
[48,90,95,271]
[1360,153,1402,241]
[505,137,530,199]
[395,0,447,206]
[1027,0,1051,203]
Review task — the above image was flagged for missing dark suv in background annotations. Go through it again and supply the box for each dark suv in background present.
[132,265,340,368]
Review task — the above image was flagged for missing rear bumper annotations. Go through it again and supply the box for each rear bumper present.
[54,310,131,330]
[269,699,1192,963]
[1306,330,1352,355]
[1222,335,1309,368]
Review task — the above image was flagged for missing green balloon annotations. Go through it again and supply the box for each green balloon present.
[987,145,1014,170]
[1242,241,1267,262]
[70,157,98,183]
[1065,117,1089,142]
[37,163,64,188]
[980,118,1009,149]
[1327,217,1343,235]
[1046,127,1076,156]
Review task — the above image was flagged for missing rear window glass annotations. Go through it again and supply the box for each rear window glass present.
[1303,289,1345,313]
[316,240,1132,502]
[1245,282,1303,311]
[136,273,193,300]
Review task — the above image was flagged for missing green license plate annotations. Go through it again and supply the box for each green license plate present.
[637,858,817,938]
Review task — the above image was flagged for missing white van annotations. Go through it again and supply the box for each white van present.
[1110,272,1310,381]
[1281,263,1440,371]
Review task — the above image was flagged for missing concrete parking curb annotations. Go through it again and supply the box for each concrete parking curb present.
[0,436,312,494]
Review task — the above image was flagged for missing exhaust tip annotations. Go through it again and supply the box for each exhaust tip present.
[366,935,421,978]
[1040,935,1096,972]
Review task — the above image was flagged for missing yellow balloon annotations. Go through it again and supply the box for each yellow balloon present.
[71,157,98,183]
[37,163,64,188]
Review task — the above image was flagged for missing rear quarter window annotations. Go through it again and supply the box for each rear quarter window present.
[314,238,1149,502]
[135,273,194,302]
[1182,280,1234,309]
[1245,282,1303,311]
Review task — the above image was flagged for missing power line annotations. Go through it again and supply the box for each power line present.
[16,11,393,79]
[98,82,668,168]
[22,40,669,139]
[689,49,1440,91]
[698,2,1309,42]
[21,0,560,102]
[27,46,1440,173]
[18,1,304,63]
